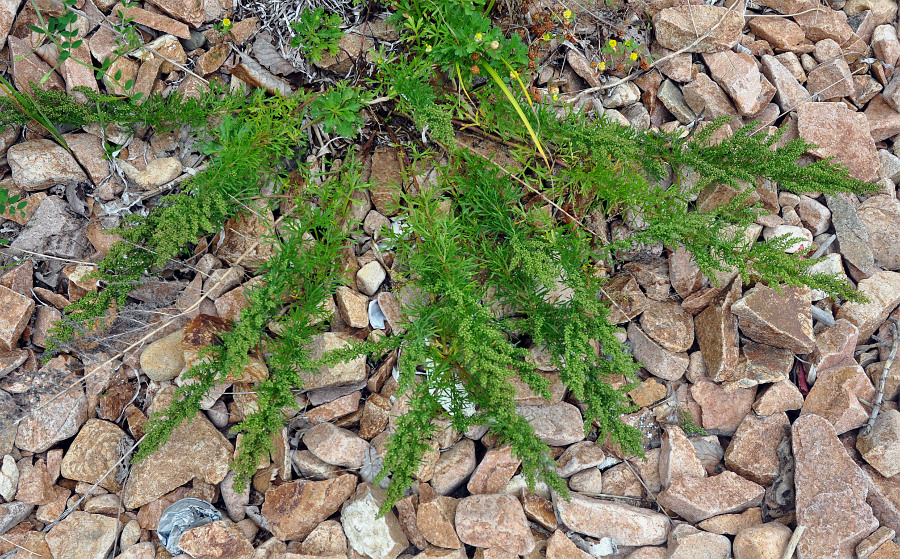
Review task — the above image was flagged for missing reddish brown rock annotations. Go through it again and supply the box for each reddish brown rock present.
[748,17,805,48]
[652,6,743,52]
[122,387,232,509]
[801,360,876,434]
[397,495,427,550]
[456,494,535,555]
[836,271,900,341]
[555,441,608,478]
[552,492,670,545]
[731,285,814,353]
[659,424,706,489]
[656,471,766,523]
[546,530,592,559]
[669,247,705,299]
[60,419,128,493]
[865,95,900,142]
[628,378,668,407]
[730,341,794,389]
[517,402,585,446]
[696,508,763,536]
[761,54,812,113]
[797,102,880,182]
[8,36,65,94]
[856,409,900,478]
[304,392,361,425]
[869,541,900,559]
[793,414,878,559]
[793,6,854,44]
[144,0,204,27]
[299,332,368,390]
[694,276,741,382]
[178,520,254,559]
[666,524,731,559]
[732,522,792,559]
[45,511,118,559]
[724,412,790,485]
[467,446,520,495]
[262,475,358,541]
[690,379,756,436]
[523,492,558,531]
[359,393,392,439]
[627,322,689,381]
[0,286,34,351]
[303,422,369,469]
[122,5,190,38]
[813,319,859,371]
[215,200,276,272]
[807,59,855,100]
[568,467,603,496]
[683,73,740,122]
[16,459,54,506]
[417,496,462,549]
[640,300,695,353]
[858,195,900,271]
[703,51,776,117]
[752,380,804,416]
[603,274,650,324]
[432,439,477,495]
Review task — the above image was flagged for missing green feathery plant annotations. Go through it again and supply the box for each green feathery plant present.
[0,83,232,133]
[135,154,372,485]
[375,156,644,509]
[46,86,370,355]
[30,0,880,520]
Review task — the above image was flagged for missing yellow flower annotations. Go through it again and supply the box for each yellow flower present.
[552,93,559,100]
[509,70,518,79]
[474,32,483,43]
[630,52,638,61]
[222,17,231,27]
[425,44,433,53]
[597,61,606,71]
[542,32,551,41]
[563,9,572,18]
[608,39,617,48]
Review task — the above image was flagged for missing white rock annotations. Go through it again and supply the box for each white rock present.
[0,455,18,501]
[603,82,640,108]
[7,139,87,191]
[879,149,900,183]
[356,261,386,296]
[140,329,185,381]
[807,253,847,301]
[553,492,670,546]
[134,157,183,189]
[763,224,812,253]
[341,484,409,559]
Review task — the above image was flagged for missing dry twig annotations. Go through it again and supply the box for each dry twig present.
[862,319,900,437]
